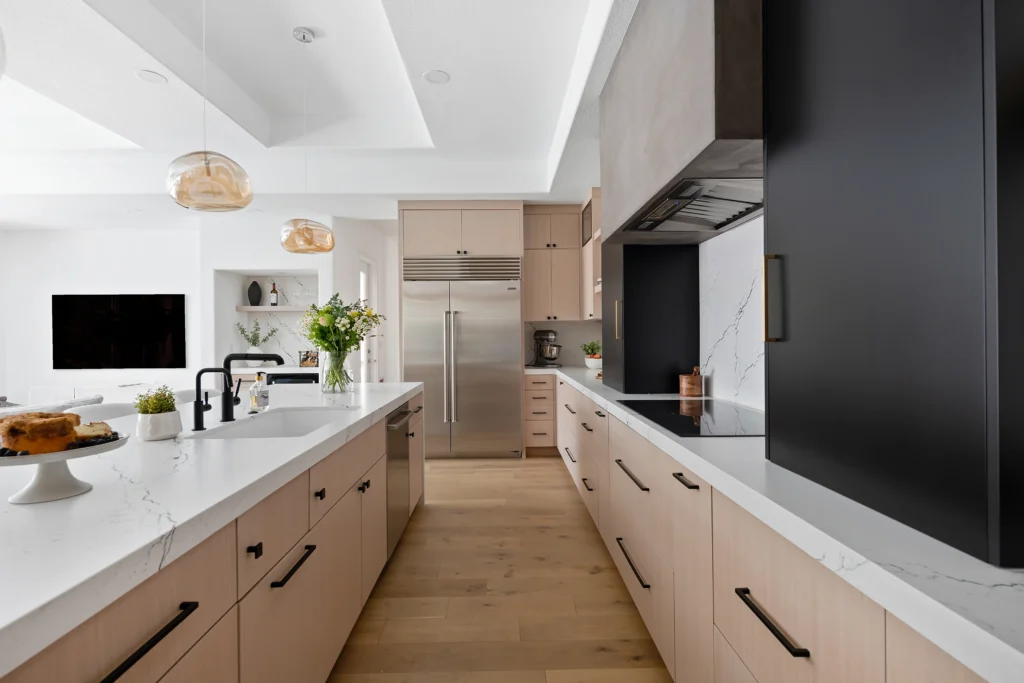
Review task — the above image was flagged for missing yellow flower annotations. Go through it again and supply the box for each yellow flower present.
[349,310,358,317]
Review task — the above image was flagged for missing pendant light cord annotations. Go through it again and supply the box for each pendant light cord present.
[201,0,207,154]
[303,36,309,195]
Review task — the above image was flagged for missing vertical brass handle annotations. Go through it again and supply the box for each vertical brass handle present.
[614,300,623,340]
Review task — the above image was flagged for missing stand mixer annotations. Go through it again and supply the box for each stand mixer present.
[527,330,562,368]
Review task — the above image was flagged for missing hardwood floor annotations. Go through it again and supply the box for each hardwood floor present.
[329,458,670,683]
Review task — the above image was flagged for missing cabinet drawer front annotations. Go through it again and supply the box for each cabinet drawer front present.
[576,398,609,471]
[525,374,555,390]
[712,491,885,683]
[310,421,386,525]
[608,528,675,673]
[360,455,388,605]
[3,525,236,683]
[525,420,556,447]
[609,416,674,553]
[240,488,362,683]
[158,606,238,683]
[524,389,554,420]
[885,613,984,683]
[237,473,310,599]
[408,391,424,416]
[557,424,581,482]
[556,381,583,432]
[715,626,758,683]
[577,445,599,526]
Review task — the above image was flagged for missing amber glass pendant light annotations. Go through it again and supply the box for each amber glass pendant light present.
[281,27,334,254]
[166,0,252,211]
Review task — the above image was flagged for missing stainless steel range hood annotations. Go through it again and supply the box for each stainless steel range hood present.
[633,178,763,234]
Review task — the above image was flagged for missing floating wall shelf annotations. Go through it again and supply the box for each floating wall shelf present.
[235,306,308,313]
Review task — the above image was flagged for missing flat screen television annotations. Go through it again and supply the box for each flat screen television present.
[52,294,186,369]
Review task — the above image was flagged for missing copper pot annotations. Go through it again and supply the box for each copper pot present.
[679,366,703,397]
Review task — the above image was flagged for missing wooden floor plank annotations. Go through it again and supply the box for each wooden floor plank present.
[331,459,669,680]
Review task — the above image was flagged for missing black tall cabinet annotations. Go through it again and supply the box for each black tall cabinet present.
[765,0,1024,565]
[601,245,700,394]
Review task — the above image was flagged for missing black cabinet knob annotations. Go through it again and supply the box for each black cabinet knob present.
[407,431,415,437]
[552,243,557,247]
[314,488,326,500]
[546,243,551,247]
[547,316,551,320]
[553,316,558,320]
[456,250,462,254]
[246,542,263,560]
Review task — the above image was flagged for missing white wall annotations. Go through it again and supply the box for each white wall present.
[699,216,765,410]
[0,229,201,404]
[524,320,603,367]
[331,218,400,382]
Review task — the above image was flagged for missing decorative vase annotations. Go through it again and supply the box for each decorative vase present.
[320,351,352,393]
[137,411,182,441]
[246,346,263,367]
[584,356,603,370]
[247,280,263,306]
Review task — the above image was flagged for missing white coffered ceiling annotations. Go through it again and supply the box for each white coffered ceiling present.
[0,0,637,227]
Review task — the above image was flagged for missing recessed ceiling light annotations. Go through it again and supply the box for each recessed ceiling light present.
[423,70,450,85]
[136,69,168,85]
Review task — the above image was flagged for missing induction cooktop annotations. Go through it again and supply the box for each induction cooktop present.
[616,399,765,438]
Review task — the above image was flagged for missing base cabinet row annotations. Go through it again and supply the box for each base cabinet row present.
[2,398,427,683]
[549,378,987,683]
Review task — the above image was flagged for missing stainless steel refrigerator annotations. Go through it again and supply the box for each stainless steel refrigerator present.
[403,268,522,458]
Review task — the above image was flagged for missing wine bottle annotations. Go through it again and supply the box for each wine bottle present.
[270,282,278,306]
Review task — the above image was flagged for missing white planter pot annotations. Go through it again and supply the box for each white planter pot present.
[584,356,603,370]
[137,412,182,441]
[246,346,263,367]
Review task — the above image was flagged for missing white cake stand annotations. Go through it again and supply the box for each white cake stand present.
[0,435,130,504]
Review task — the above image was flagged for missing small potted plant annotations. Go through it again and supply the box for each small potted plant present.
[582,341,602,370]
[237,321,278,366]
[134,386,182,441]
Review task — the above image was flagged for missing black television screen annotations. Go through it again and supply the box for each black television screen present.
[52,294,186,369]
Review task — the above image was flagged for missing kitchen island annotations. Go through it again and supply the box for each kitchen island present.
[0,381,422,680]
[529,366,1024,683]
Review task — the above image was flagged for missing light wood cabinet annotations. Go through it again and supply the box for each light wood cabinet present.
[237,473,309,598]
[578,445,600,526]
[360,455,388,604]
[239,486,362,683]
[524,389,554,421]
[460,209,521,256]
[525,420,556,447]
[715,627,758,683]
[309,422,385,526]
[402,210,462,257]
[522,249,552,321]
[409,414,424,513]
[885,613,984,683]
[550,248,581,320]
[158,606,239,683]
[550,213,580,248]
[712,491,885,683]
[524,214,551,249]
[2,525,237,683]
[582,239,596,320]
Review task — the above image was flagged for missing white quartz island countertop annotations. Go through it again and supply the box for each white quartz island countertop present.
[0,382,422,678]
[528,366,1024,683]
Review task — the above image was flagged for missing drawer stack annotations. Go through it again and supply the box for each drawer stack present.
[524,374,555,447]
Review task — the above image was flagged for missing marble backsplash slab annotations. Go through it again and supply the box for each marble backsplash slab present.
[699,217,765,410]
[243,276,318,366]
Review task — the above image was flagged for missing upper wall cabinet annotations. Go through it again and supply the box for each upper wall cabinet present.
[524,213,580,249]
[402,207,522,257]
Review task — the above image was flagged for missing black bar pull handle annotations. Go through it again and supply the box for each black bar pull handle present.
[564,447,576,463]
[564,404,576,415]
[413,405,424,413]
[673,472,700,490]
[532,432,548,436]
[764,255,784,342]
[532,396,546,400]
[735,588,810,657]
[271,545,317,588]
[615,538,650,589]
[246,542,263,559]
[615,459,649,491]
[582,477,593,491]
[407,431,415,437]
[581,423,594,432]
[99,602,199,683]
[595,410,606,418]
[532,411,546,415]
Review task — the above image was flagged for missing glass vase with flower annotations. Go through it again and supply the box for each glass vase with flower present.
[300,295,384,393]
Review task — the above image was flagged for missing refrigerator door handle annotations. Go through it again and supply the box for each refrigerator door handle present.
[450,310,458,422]
[442,311,450,423]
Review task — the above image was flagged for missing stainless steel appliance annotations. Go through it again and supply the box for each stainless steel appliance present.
[385,404,413,558]
[527,330,562,369]
[403,257,522,458]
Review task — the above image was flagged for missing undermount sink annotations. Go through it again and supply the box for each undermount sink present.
[189,408,354,440]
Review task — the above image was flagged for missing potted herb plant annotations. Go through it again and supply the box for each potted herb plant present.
[236,321,278,366]
[582,341,603,370]
[300,295,384,393]
[134,386,182,441]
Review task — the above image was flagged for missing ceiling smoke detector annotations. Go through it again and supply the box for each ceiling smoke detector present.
[293,27,315,44]
[423,70,450,85]
[136,70,167,85]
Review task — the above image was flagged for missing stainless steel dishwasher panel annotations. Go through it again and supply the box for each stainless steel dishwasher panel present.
[385,404,413,558]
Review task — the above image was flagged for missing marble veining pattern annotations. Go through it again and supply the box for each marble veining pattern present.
[526,366,1024,683]
[0,382,421,678]
[699,217,765,410]
[246,276,319,366]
